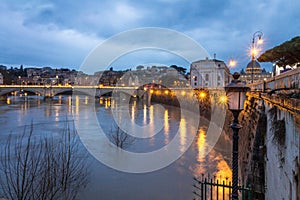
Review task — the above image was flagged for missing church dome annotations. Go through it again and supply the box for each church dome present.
[246,60,261,69]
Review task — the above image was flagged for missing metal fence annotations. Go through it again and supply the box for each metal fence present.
[193,176,252,200]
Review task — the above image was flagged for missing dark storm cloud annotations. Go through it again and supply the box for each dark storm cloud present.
[0,0,299,71]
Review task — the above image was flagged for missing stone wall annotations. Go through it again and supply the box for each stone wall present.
[264,102,300,200]
[150,89,300,199]
[242,92,300,200]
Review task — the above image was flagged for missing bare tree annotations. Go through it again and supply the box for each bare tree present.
[108,125,134,149]
[0,121,88,200]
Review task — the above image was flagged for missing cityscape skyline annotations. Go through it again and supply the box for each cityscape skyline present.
[0,0,299,72]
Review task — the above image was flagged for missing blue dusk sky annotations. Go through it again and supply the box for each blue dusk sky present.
[0,0,299,73]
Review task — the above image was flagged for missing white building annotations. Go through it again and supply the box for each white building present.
[274,63,300,76]
[190,57,231,88]
[0,73,3,84]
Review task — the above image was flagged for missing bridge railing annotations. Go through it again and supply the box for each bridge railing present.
[247,67,300,92]
[0,85,139,89]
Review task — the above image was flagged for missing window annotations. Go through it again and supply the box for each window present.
[193,76,197,81]
[217,76,221,81]
[205,74,209,81]
[194,82,197,86]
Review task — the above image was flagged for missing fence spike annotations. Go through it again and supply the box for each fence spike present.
[193,184,201,190]
[193,190,201,197]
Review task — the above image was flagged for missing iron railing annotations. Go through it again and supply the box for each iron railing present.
[193,176,252,200]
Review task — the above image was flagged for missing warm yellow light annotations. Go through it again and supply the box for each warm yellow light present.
[219,95,228,104]
[6,98,11,105]
[229,59,236,67]
[143,87,147,91]
[251,48,258,56]
[199,91,206,99]
[164,90,169,95]
[150,89,154,94]
[181,91,186,96]
[257,38,263,45]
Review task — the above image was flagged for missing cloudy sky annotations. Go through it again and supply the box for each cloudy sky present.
[0,0,299,72]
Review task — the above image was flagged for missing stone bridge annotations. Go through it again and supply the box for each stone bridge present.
[0,85,147,99]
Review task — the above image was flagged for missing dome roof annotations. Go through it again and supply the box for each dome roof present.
[246,60,261,69]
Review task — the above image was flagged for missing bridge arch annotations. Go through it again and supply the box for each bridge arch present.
[21,88,43,96]
[0,88,19,96]
[51,88,73,96]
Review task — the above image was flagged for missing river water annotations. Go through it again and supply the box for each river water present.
[0,95,232,200]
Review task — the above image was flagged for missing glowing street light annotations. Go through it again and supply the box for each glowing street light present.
[251,31,263,83]
[199,91,207,99]
[218,95,228,104]
[251,48,258,57]
[257,37,263,45]
[225,72,250,200]
[229,59,237,68]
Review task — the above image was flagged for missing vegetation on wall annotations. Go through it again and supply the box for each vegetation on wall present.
[269,106,286,147]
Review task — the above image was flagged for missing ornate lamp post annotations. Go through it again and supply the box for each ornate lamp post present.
[225,72,249,200]
[251,31,263,83]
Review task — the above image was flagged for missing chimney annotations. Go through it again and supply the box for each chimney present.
[214,53,216,59]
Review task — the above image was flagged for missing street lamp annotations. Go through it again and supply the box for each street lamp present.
[251,31,263,83]
[228,59,237,68]
[224,72,249,200]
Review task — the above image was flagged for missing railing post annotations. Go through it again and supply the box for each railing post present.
[210,178,213,200]
[222,180,225,200]
[216,179,219,200]
[201,180,204,200]
[204,178,207,200]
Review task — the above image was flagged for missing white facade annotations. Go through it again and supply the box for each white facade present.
[190,58,231,88]
[265,106,300,200]
[0,73,3,84]
[274,63,300,76]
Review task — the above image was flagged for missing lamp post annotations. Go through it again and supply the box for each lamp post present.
[225,72,249,200]
[251,31,263,83]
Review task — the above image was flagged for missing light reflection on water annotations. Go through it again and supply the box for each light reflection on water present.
[0,95,232,200]
[164,109,170,144]
[179,118,187,153]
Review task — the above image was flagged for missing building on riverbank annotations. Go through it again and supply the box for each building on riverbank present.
[239,60,272,84]
[190,57,231,89]
[0,73,3,84]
